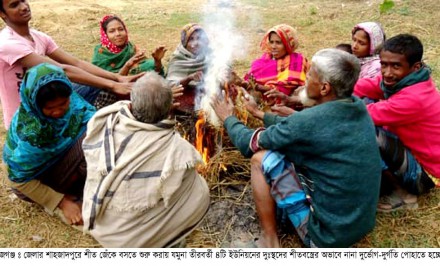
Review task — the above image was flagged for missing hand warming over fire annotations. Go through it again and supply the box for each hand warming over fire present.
[210,91,235,123]
[265,88,288,104]
[171,84,184,109]
[271,104,295,117]
[189,71,204,82]
[240,87,264,120]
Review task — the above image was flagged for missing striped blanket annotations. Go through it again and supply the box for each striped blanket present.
[82,101,210,247]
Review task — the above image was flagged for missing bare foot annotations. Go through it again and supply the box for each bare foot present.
[58,196,83,225]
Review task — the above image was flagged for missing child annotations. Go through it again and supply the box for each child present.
[335,43,352,54]
[351,22,386,79]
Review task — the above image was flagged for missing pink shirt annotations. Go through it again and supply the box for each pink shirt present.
[355,76,440,178]
[0,26,58,129]
[359,57,381,79]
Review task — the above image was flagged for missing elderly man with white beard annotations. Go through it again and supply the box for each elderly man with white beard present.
[211,48,382,248]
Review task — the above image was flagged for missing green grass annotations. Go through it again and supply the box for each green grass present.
[167,12,202,28]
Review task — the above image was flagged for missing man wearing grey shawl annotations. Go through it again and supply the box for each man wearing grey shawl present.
[82,71,210,247]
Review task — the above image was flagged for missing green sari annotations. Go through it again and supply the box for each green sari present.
[91,41,163,76]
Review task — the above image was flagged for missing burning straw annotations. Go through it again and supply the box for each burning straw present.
[187,0,267,190]
[194,84,264,189]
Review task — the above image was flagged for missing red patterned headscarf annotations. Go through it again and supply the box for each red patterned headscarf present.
[260,24,299,55]
[100,15,129,54]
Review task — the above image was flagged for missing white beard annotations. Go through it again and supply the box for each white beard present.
[299,88,317,107]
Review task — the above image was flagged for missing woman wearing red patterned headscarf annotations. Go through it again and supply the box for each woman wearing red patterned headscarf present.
[92,15,166,76]
[242,24,309,108]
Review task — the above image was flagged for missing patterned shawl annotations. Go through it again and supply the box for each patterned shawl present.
[352,22,386,79]
[92,15,155,75]
[3,63,96,183]
[91,42,156,75]
[245,24,308,96]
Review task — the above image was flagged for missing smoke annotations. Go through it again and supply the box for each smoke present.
[197,0,247,127]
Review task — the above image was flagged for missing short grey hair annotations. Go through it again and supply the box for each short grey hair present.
[311,48,360,99]
[130,71,172,124]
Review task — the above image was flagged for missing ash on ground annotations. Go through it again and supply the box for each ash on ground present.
[199,183,261,248]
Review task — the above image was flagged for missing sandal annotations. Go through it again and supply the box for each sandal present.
[377,192,418,213]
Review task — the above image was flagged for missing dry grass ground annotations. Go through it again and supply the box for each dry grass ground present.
[1,0,440,248]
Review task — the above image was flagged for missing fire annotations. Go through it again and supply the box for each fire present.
[223,81,229,100]
[195,111,210,163]
[194,81,231,164]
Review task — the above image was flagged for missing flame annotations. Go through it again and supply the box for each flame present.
[195,111,210,163]
[194,82,231,164]
[223,80,229,100]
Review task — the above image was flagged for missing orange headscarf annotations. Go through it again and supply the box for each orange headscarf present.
[259,24,299,55]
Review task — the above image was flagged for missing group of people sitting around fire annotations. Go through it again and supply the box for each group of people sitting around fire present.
[1,0,439,248]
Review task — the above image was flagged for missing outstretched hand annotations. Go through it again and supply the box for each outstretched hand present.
[113,72,145,94]
[230,71,249,89]
[271,104,295,116]
[152,46,167,62]
[171,84,184,109]
[240,87,264,120]
[189,71,204,82]
[210,91,235,123]
[248,73,257,87]
[126,50,146,68]
[264,88,288,104]
[112,81,133,95]
[247,74,268,92]
[116,72,145,83]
